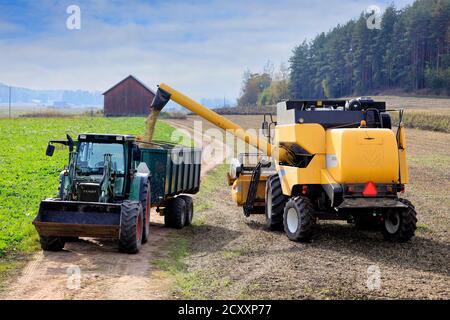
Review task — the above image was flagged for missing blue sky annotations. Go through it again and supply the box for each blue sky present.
[0,0,415,100]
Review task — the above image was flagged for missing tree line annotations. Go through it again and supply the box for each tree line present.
[238,0,450,106]
[289,0,450,99]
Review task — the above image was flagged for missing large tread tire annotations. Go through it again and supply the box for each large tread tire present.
[179,195,194,226]
[164,197,186,229]
[382,198,417,242]
[265,175,288,230]
[119,201,143,254]
[283,197,315,242]
[40,236,66,251]
[141,180,151,244]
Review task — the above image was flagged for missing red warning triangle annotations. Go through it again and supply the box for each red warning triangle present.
[363,181,378,197]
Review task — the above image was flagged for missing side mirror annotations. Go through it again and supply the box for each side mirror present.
[261,121,270,138]
[132,146,141,162]
[46,144,55,157]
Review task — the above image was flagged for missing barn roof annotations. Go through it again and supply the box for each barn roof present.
[103,75,156,96]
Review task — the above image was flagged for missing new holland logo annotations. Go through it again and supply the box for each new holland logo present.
[361,147,383,165]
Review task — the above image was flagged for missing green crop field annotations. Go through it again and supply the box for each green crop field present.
[0,117,176,256]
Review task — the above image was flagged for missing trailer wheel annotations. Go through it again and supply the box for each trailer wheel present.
[283,197,314,242]
[164,197,186,229]
[382,199,417,242]
[265,175,287,230]
[179,195,194,226]
[141,180,151,244]
[40,236,66,251]
[119,201,143,254]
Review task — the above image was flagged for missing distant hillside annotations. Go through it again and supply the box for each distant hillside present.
[0,83,103,107]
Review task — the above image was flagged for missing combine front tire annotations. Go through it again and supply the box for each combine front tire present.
[40,236,65,251]
[382,199,417,242]
[283,197,315,242]
[119,201,144,254]
[265,175,287,230]
[179,195,194,226]
[164,197,186,229]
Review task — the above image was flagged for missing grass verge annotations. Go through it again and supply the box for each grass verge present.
[153,164,229,299]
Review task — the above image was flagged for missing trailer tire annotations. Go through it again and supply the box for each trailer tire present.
[164,197,186,229]
[141,180,151,244]
[179,195,194,226]
[265,175,287,230]
[382,199,417,242]
[283,197,314,242]
[40,236,65,251]
[119,201,143,254]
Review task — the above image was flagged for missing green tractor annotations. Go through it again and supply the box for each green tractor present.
[34,133,201,254]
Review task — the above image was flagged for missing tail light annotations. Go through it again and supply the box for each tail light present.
[302,185,308,195]
[363,181,378,197]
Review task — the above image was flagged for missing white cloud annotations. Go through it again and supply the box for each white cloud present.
[0,0,415,100]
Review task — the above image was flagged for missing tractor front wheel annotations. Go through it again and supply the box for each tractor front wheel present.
[382,199,417,242]
[40,236,66,251]
[283,197,315,242]
[164,197,186,229]
[119,201,144,254]
[265,174,287,230]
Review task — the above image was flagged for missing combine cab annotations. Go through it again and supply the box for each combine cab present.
[34,134,201,253]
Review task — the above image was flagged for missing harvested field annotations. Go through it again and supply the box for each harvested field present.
[160,115,450,300]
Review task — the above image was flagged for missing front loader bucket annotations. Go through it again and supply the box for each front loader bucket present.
[33,200,122,239]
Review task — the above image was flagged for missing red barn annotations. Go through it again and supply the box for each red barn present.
[103,75,155,117]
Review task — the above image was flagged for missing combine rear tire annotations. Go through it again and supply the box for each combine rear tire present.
[179,195,194,226]
[283,197,314,242]
[119,201,143,254]
[40,236,65,251]
[265,175,287,230]
[141,180,151,244]
[164,197,186,229]
[382,199,417,242]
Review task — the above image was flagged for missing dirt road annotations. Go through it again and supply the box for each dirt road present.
[162,116,450,300]
[0,120,227,300]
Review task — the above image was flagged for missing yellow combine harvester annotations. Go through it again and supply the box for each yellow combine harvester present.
[151,84,417,242]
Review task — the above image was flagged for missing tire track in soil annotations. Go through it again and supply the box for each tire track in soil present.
[0,120,227,300]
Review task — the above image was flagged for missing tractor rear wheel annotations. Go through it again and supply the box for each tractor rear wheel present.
[141,180,151,244]
[283,197,315,242]
[179,195,194,226]
[382,199,417,242]
[40,236,66,251]
[118,201,143,254]
[164,197,186,229]
[265,174,287,230]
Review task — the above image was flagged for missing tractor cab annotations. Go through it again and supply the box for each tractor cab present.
[46,133,140,203]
